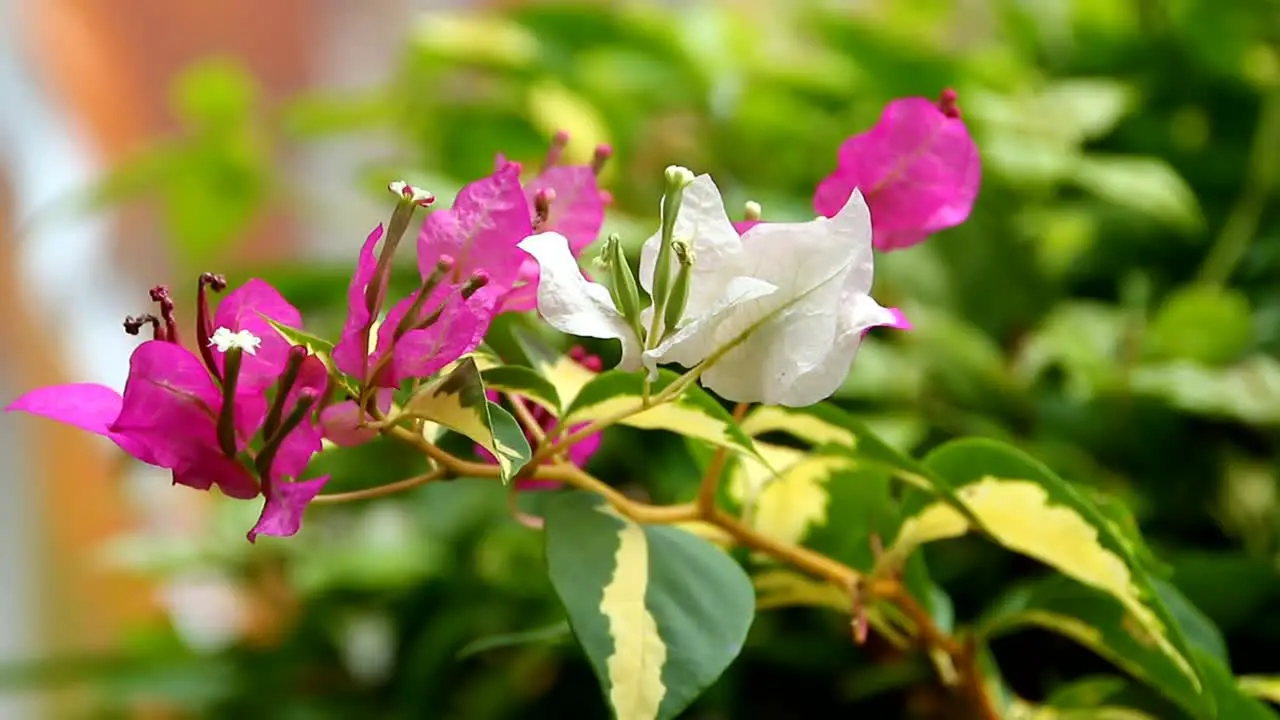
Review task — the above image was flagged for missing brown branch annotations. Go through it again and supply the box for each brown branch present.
[327,406,997,717]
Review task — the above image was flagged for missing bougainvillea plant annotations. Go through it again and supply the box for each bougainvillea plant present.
[5,92,1240,720]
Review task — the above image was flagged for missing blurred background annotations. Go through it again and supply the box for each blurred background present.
[1,0,1279,717]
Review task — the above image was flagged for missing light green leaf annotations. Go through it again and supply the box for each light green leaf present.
[262,317,351,390]
[889,439,1209,717]
[980,576,1209,718]
[1131,356,1280,425]
[263,317,336,357]
[527,80,611,165]
[563,369,758,458]
[1144,286,1253,366]
[403,357,531,482]
[456,621,572,660]
[1238,676,1280,706]
[1014,302,1126,400]
[1070,154,1204,231]
[544,491,754,720]
[413,11,540,69]
[1042,674,1166,717]
[480,365,563,414]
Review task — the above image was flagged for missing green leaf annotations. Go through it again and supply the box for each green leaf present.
[1130,356,1280,425]
[263,318,336,357]
[1152,578,1228,664]
[1015,302,1126,401]
[980,575,1210,718]
[456,621,572,660]
[1144,286,1253,366]
[544,491,754,720]
[404,357,531,482]
[1195,648,1280,720]
[890,439,1209,716]
[172,59,258,127]
[480,365,563,414]
[562,369,758,459]
[1070,154,1204,231]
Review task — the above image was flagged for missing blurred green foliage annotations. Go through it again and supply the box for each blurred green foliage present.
[13,0,1280,717]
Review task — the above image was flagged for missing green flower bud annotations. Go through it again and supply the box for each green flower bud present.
[649,166,696,346]
[603,234,646,343]
[661,239,695,342]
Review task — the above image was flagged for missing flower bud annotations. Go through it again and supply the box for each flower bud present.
[602,233,645,342]
[661,239,694,341]
[370,181,436,321]
[650,166,696,345]
[461,270,491,300]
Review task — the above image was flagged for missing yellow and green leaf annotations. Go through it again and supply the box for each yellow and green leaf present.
[544,491,755,720]
[480,365,562,414]
[562,369,759,458]
[403,357,531,482]
[981,576,1208,718]
[891,438,1211,718]
[725,443,897,571]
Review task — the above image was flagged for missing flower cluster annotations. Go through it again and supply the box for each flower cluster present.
[5,93,979,541]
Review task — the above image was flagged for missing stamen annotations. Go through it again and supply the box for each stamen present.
[149,285,180,344]
[123,314,163,340]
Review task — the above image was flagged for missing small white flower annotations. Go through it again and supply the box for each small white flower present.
[387,180,435,207]
[208,327,262,355]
